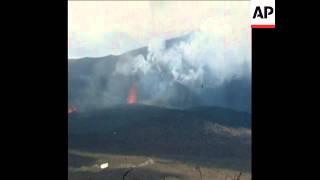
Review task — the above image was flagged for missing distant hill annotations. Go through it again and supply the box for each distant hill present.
[68,34,251,112]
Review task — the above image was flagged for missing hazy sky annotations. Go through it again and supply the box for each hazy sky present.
[68,1,250,59]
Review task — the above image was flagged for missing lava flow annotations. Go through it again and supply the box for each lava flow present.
[68,106,77,114]
[127,82,137,104]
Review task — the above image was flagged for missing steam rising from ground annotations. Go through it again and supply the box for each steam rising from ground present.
[113,30,251,106]
[68,1,251,111]
[69,30,251,112]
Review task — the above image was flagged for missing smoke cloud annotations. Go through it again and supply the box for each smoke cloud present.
[112,29,251,108]
[69,28,251,112]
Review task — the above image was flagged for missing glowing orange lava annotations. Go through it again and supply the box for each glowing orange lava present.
[68,106,77,114]
[127,82,137,104]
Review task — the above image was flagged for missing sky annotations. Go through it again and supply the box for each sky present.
[68,1,250,59]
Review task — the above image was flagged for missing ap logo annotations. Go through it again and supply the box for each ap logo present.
[251,0,275,28]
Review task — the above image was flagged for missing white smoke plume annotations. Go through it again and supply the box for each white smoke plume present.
[114,29,251,93]
[69,30,251,112]
[68,2,251,112]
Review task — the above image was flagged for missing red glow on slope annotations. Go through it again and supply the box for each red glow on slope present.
[127,82,137,104]
[68,106,77,114]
